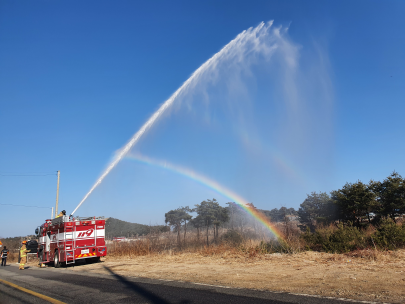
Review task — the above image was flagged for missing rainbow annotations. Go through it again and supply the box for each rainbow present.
[124,153,284,240]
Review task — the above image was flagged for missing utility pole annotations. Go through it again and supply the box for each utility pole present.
[55,170,60,218]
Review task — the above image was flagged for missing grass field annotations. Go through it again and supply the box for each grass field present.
[10,222,405,302]
[67,241,405,303]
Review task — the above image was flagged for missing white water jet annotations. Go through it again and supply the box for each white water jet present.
[71,20,292,215]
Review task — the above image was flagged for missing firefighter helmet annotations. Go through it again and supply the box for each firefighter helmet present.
[22,240,27,244]
[61,210,66,215]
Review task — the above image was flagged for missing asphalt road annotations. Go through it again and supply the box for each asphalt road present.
[0,263,373,304]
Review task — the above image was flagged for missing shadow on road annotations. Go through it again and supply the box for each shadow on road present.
[103,265,177,304]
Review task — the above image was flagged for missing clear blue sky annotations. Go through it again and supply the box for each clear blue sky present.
[1,0,404,237]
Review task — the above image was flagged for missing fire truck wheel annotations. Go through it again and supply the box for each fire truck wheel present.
[54,250,61,268]
[90,257,101,263]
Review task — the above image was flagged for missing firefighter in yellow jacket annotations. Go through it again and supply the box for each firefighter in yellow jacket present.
[19,241,31,270]
[56,210,66,218]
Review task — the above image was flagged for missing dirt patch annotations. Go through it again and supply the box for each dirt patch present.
[68,250,405,303]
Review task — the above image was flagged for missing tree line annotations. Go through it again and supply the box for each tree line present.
[165,172,405,245]
[165,197,301,247]
[298,172,405,229]
[165,199,229,246]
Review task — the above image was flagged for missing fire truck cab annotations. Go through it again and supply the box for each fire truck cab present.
[35,215,107,267]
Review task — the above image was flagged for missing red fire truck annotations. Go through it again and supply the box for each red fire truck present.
[35,215,107,267]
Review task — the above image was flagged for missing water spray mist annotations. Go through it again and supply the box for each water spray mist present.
[71,21,281,215]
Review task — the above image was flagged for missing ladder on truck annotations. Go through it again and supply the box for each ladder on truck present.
[65,221,75,265]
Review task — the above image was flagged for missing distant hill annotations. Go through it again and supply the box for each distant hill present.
[105,218,167,239]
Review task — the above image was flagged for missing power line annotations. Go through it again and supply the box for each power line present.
[0,203,52,209]
[0,173,57,176]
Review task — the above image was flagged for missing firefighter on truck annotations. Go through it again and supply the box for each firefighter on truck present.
[56,210,66,218]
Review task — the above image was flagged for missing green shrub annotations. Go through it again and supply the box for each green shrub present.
[221,230,243,246]
[302,223,367,253]
[373,219,405,250]
[323,223,366,253]
[302,225,333,251]
[256,238,296,254]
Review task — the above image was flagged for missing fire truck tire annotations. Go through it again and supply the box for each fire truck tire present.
[90,257,101,263]
[54,250,61,268]
[85,257,100,264]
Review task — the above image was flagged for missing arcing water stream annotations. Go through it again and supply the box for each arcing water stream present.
[71,21,289,215]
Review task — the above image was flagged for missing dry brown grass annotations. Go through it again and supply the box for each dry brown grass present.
[66,247,405,303]
[106,223,304,258]
[4,252,19,263]
[107,235,274,258]
[93,227,405,303]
